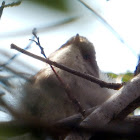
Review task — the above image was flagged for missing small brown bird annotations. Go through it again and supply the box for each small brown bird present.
[22,34,113,123]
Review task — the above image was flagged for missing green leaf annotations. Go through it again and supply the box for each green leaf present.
[27,0,70,12]
[121,72,133,82]
[107,73,118,79]
[108,72,134,82]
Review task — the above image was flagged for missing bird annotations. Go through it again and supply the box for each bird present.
[21,34,113,124]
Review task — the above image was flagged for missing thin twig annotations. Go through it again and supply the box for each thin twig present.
[0,1,5,19]
[3,1,21,8]
[11,43,123,90]
[0,32,35,70]
[30,31,85,116]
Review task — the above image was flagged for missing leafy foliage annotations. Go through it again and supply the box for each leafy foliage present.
[121,72,133,82]
[108,72,133,82]
[108,73,118,79]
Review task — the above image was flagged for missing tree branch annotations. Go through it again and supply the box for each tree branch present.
[11,43,123,90]
[80,74,140,128]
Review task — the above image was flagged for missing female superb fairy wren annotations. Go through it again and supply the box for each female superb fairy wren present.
[21,34,113,123]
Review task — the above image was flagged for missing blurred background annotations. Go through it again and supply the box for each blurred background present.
[0,1,140,137]
[0,0,140,75]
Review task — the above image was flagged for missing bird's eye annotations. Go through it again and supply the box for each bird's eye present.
[83,54,90,60]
